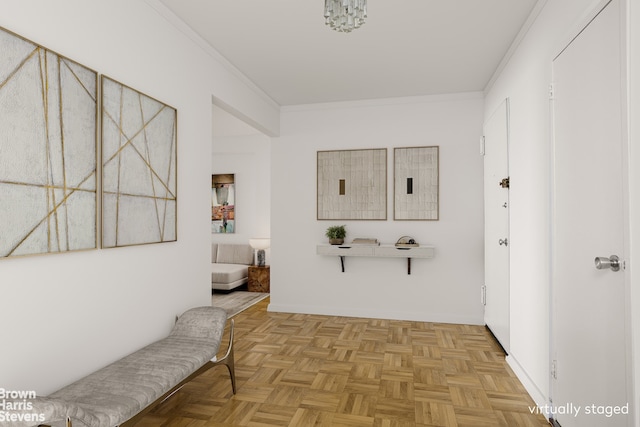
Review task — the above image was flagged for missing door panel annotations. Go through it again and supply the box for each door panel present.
[551,1,628,425]
[483,99,510,352]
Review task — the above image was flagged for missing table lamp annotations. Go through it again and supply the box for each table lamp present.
[249,238,270,267]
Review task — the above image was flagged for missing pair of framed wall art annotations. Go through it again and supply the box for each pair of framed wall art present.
[0,26,177,258]
[317,147,439,221]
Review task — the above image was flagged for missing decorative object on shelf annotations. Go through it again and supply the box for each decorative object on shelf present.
[351,238,379,246]
[212,174,235,233]
[324,0,367,33]
[249,238,270,267]
[325,225,347,245]
[0,26,98,257]
[394,146,439,220]
[101,76,177,248]
[317,148,387,220]
[395,236,419,247]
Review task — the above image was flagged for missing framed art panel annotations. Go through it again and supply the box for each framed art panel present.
[101,76,177,247]
[0,26,98,257]
[317,148,387,220]
[212,173,235,233]
[394,146,439,220]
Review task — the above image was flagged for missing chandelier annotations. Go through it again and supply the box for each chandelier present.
[324,0,367,33]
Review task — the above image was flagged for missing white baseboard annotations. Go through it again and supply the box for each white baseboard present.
[266,303,484,325]
[506,354,550,417]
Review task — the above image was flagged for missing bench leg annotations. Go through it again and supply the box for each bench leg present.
[212,318,236,394]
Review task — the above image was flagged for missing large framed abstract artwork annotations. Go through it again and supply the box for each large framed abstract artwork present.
[101,76,177,248]
[0,27,98,258]
[317,148,387,220]
[394,146,439,220]
[211,174,235,233]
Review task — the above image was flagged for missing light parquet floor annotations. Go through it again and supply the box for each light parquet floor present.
[134,298,549,427]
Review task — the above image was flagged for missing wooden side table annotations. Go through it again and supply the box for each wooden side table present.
[248,265,270,292]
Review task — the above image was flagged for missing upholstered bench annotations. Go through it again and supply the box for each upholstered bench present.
[2,306,235,427]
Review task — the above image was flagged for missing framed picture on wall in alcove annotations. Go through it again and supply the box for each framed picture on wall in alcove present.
[212,173,235,233]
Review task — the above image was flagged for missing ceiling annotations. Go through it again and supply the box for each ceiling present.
[159,0,538,107]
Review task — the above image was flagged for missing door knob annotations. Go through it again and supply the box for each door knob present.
[594,255,620,272]
[498,238,508,246]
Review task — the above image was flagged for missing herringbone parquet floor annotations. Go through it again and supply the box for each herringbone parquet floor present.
[134,298,549,426]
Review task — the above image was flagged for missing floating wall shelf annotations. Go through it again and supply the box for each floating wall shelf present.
[316,244,435,274]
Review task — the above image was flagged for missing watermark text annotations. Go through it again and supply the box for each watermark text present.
[0,388,45,423]
[529,403,629,418]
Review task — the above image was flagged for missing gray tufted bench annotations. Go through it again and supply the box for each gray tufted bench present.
[2,306,235,427]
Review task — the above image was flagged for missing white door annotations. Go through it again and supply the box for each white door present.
[483,99,510,352]
[551,1,629,426]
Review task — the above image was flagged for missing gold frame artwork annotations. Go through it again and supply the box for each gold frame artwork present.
[101,75,177,248]
[0,26,98,257]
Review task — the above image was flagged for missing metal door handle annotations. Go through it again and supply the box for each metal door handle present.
[498,238,508,246]
[594,255,620,272]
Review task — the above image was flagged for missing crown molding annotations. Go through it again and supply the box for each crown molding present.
[484,0,549,95]
[281,91,484,113]
[145,0,280,111]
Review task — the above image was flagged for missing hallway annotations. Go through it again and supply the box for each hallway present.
[135,298,549,426]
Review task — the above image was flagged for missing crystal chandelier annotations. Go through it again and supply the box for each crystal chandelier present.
[324,0,367,33]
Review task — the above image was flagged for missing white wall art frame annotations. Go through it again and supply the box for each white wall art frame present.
[317,148,387,220]
[0,26,98,258]
[101,76,177,247]
[394,146,439,220]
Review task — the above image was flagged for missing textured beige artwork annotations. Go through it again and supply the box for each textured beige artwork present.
[0,27,97,257]
[101,76,177,247]
[317,149,387,220]
[394,146,439,220]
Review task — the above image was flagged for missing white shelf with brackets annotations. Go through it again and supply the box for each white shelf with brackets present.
[316,244,435,274]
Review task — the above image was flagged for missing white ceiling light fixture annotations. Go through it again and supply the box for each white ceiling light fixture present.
[324,0,367,33]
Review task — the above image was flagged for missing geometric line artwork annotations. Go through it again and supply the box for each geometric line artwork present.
[317,148,387,220]
[0,26,98,257]
[394,146,439,220]
[101,76,177,248]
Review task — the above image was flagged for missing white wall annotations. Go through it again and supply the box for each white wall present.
[212,110,271,248]
[270,94,485,324]
[0,0,278,394]
[482,0,553,405]
[484,0,639,410]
